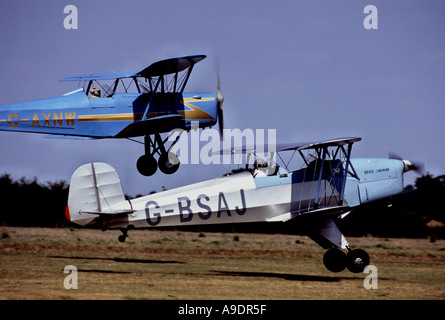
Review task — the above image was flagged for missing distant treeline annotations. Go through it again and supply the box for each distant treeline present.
[0,173,444,239]
[0,174,69,227]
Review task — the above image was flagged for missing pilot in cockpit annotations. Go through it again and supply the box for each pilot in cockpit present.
[252,159,268,178]
[90,87,101,98]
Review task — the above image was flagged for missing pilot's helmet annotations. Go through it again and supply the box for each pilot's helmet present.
[90,87,101,97]
[254,159,268,169]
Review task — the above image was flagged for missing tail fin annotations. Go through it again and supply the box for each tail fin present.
[66,162,128,226]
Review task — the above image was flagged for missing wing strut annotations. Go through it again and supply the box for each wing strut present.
[141,76,162,121]
[339,143,353,205]
[314,147,327,209]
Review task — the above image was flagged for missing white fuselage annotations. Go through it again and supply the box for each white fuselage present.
[67,158,407,231]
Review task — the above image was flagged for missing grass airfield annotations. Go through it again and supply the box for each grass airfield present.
[0,226,444,300]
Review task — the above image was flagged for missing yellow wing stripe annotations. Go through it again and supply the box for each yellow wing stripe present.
[78,114,135,122]
[179,103,215,120]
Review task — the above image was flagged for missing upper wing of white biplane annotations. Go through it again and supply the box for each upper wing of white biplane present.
[60,54,207,82]
[215,137,362,155]
[276,137,362,152]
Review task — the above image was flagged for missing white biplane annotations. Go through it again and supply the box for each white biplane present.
[66,137,421,273]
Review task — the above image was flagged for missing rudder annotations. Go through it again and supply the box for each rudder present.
[66,162,127,226]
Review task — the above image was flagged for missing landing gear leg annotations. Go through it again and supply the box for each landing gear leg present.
[155,133,180,175]
[136,134,180,176]
[118,229,127,243]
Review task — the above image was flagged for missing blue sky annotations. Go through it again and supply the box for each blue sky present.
[1,0,444,196]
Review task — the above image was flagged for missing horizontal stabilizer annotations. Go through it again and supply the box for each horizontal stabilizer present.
[81,209,135,215]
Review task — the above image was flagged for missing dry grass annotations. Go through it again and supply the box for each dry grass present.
[0,226,444,300]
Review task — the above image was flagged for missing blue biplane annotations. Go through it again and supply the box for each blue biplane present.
[0,54,223,176]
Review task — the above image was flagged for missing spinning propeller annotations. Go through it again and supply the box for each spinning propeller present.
[216,64,224,140]
[389,152,425,175]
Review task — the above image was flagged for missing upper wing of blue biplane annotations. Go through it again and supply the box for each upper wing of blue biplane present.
[60,54,207,82]
[59,71,138,82]
[138,54,206,78]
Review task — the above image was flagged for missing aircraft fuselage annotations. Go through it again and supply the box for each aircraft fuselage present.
[68,158,406,232]
[0,91,218,138]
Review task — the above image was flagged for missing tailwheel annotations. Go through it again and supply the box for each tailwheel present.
[323,248,347,272]
[137,155,158,176]
[158,152,180,175]
[346,249,370,273]
[118,229,128,243]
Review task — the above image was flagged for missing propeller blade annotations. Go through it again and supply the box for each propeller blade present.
[411,160,425,175]
[389,152,425,175]
[216,66,224,140]
[388,152,402,161]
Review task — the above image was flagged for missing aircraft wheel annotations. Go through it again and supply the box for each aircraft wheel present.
[137,155,158,176]
[346,249,370,273]
[158,152,180,175]
[118,235,126,243]
[323,248,347,272]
